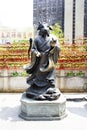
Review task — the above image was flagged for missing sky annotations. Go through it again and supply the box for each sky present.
[0,0,33,29]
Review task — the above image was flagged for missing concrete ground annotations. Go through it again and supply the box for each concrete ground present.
[0,93,87,130]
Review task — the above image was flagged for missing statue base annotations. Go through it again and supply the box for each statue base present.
[19,92,67,120]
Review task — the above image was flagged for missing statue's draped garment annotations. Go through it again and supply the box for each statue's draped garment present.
[26,33,61,100]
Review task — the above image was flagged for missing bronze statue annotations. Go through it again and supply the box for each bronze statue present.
[24,23,61,100]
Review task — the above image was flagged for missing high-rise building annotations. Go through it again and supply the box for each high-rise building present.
[57,0,64,31]
[33,0,87,43]
[33,0,64,31]
[64,0,87,43]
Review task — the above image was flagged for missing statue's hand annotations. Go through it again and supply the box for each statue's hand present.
[36,51,41,57]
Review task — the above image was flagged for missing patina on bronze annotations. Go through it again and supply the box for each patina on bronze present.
[24,23,61,101]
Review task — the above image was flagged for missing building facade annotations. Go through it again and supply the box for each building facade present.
[64,0,87,43]
[33,0,87,43]
[33,0,64,31]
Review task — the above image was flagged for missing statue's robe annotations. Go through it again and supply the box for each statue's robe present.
[25,34,61,100]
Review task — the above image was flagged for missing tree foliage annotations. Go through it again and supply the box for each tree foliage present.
[51,23,64,43]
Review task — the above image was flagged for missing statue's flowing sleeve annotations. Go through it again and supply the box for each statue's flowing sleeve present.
[50,39,61,64]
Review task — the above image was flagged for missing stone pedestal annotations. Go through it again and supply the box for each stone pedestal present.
[19,93,67,120]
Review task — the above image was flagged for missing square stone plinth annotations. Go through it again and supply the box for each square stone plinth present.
[19,93,67,120]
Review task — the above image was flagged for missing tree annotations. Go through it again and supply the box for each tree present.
[51,23,64,43]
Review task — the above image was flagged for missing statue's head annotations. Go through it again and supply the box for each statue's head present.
[37,23,52,37]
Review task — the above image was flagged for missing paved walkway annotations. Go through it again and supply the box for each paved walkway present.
[0,93,87,130]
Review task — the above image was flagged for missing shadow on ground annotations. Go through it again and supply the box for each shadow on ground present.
[0,105,23,121]
[67,102,87,118]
